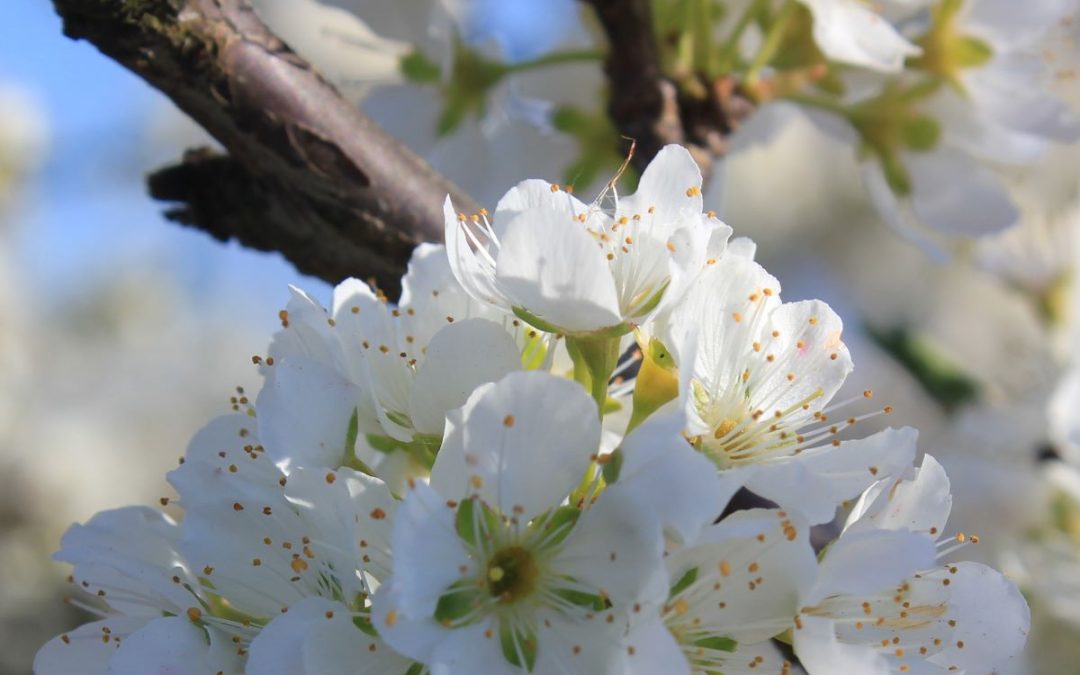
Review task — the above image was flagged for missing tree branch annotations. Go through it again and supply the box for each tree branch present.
[581,0,754,177]
[52,0,478,297]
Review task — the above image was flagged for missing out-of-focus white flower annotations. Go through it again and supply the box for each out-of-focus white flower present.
[446,145,724,336]
[0,83,48,208]
[251,0,412,100]
[863,0,1080,244]
[798,0,922,72]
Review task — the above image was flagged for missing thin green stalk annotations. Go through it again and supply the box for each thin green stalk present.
[717,0,771,71]
[504,49,606,74]
[744,0,797,84]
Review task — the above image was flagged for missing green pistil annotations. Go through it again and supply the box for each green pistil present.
[487,546,540,603]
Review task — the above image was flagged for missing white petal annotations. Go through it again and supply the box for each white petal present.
[444,196,508,311]
[169,414,282,506]
[399,242,506,349]
[926,562,1030,673]
[302,604,414,675]
[248,597,335,675]
[34,618,147,675]
[612,413,739,543]
[426,620,520,675]
[807,529,937,603]
[623,614,691,675]
[795,614,892,675]
[906,148,1019,238]
[408,318,521,435]
[431,371,600,518]
[55,507,194,616]
[495,206,623,333]
[674,509,818,643]
[380,481,471,621]
[256,356,364,471]
[619,144,704,224]
[108,617,243,675]
[551,489,664,605]
[844,454,952,537]
[494,178,589,227]
[753,299,852,419]
[965,0,1076,49]
[284,467,398,585]
[534,610,629,675]
[744,426,920,525]
[799,0,921,72]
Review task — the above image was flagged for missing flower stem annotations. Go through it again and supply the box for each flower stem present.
[504,49,606,75]
[744,0,797,85]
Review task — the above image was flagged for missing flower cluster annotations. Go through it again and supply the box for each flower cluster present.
[36,147,1029,674]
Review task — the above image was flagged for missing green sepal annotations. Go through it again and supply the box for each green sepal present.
[551,586,608,612]
[536,506,581,551]
[901,115,941,151]
[434,579,484,626]
[436,42,510,136]
[400,50,441,83]
[499,621,539,671]
[601,448,623,485]
[455,497,500,549]
[352,613,379,637]
[566,334,624,412]
[404,663,426,675]
[669,566,699,598]
[694,635,738,652]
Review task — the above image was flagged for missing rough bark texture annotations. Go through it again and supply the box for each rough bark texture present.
[53,0,479,297]
[582,0,755,178]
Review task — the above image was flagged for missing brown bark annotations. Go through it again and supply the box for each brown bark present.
[581,0,754,178]
[53,0,479,297]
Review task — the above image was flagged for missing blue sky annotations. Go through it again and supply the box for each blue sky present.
[1,1,327,333]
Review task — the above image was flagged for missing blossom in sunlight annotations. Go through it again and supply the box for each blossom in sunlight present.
[660,244,916,524]
[255,243,541,488]
[795,455,1030,674]
[445,144,727,336]
[372,371,716,673]
[35,144,1029,674]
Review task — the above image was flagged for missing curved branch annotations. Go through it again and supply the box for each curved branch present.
[53,0,478,296]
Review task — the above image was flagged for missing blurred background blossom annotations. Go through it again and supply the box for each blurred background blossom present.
[2,0,1080,672]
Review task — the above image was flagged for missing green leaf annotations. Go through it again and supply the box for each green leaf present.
[499,621,538,671]
[400,50,442,83]
[434,579,483,626]
[867,325,980,412]
[693,635,738,652]
[550,105,638,191]
[669,566,699,597]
